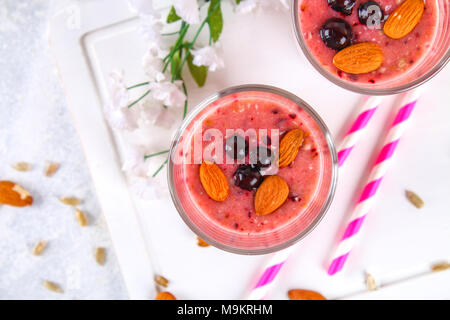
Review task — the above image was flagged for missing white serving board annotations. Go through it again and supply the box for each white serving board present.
[49,0,450,299]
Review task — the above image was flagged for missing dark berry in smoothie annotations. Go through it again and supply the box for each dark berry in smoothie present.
[358,1,385,26]
[249,146,274,168]
[233,165,263,191]
[225,135,248,160]
[328,0,356,16]
[320,18,353,50]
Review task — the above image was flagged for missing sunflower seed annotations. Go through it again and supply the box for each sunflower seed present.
[12,162,31,172]
[43,281,63,293]
[32,241,47,256]
[75,208,88,226]
[58,197,81,206]
[95,247,106,266]
[44,162,60,177]
[405,190,424,209]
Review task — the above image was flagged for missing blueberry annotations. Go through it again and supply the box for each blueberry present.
[249,147,274,168]
[320,18,353,50]
[328,0,356,15]
[233,165,263,191]
[358,1,385,26]
[225,135,248,160]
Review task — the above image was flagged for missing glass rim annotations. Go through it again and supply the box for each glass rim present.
[291,0,450,96]
[167,84,339,255]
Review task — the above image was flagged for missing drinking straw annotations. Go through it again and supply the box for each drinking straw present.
[246,96,383,299]
[337,96,382,167]
[328,88,422,276]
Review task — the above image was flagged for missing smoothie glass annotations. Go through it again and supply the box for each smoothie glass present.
[168,85,338,254]
[292,0,450,95]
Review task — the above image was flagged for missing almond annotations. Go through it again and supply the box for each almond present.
[383,0,424,39]
[278,129,304,168]
[0,181,33,207]
[197,237,210,247]
[155,291,176,300]
[199,161,229,201]
[333,42,384,74]
[288,289,326,300]
[254,176,289,216]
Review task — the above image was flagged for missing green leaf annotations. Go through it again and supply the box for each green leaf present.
[207,0,223,43]
[166,6,181,23]
[187,53,208,87]
[236,0,242,3]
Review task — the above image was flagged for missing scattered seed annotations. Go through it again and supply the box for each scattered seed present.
[75,208,88,227]
[43,281,63,293]
[32,241,47,256]
[12,162,31,172]
[197,237,210,247]
[155,275,169,288]
[366,273,377,291]
[95,247,106,266]
[44,162,60,177]
[155,291,176,300]
[405,190,424,209]
[58,197,81,206]
[431,262,450,273]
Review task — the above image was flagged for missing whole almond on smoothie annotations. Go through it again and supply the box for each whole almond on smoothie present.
[333,42,384,74]
[254,176,289,216]
[0,181,33,207]
[278,129,304,168]
[384,0,425,39]
[199,161,229,201]
[288,289,326,300]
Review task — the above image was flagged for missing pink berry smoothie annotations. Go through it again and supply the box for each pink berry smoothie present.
[170,88,336,252]
[297,0,439,85]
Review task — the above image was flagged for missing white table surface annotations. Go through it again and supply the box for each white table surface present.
[0,0,127,299]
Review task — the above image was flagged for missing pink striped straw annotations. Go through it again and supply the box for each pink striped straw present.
[328,89,422,276]
[338,96,382,167]
[246,96,382,299]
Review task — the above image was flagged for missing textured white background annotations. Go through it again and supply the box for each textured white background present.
[0,0,127,299]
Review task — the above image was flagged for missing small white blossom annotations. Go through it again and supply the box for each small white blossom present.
[122,145,149,176]
[142,46,166,82]
[104,71,139,131]
[128,0,160,18]
[149,81,186,108]
[235,0,258,13]
[139,18,164,46]
[190,43,225,71]
[173,0,200,24]
[130,176,168,200]
[104,103,139,131]
[139,98,181,129]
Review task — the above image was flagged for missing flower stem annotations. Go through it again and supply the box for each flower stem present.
[177,0,221,75]
[152,158,168,177]
[127,82,150,90]
[161,31,180,36]
[128,90,150,108]
[144,149,170,160]
[181,80,188,118]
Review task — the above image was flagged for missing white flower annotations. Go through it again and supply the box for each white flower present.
[130,176,168,200]
[104,103,139,131]
[139,18,164,46]
[128,0,160,18]
[108,70,128,109]
[173,0,200,24]
[104,71,139,131]
[235,0,258,13]
[190,43,225,71]
[142,46,166,82]
[138,98,181,129]
[122,145,149,176]
[149,81,186,108]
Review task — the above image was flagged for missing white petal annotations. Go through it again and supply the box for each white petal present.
[104,103,138,131]
[108,70,129,109]
[173,0,200,24]
[142,46,166,82]
[148,81,186,108]
[122,145,149,176]
[190,43,225,71]
[235,0,259,13]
